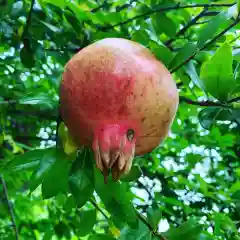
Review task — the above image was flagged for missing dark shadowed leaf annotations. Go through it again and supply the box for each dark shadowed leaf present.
[29,147,57,192]
[69,168,94,208]
[198,107,233,130]
[42,150,70,199]
[20,46,35,68]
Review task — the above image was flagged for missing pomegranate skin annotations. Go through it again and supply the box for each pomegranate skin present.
[60,38,178,179]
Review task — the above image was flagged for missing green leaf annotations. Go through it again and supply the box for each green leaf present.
[185,61,205,91]
[121,165,142,182]
[19,92,57,109]
[147,205,162,229]
[149,40,173,67]
[29,147,57,192]
[197,12,230,48]
[169,43,197,70]
[94,167,138,229]
[131,30,150,47]
[76,209,97,237]
[69,168,94,208]
[20,46,35,68]
[42,0,66,8]
[42,151,70,199]
[198,108,222,130]
[152,12,177,37]
[64,10,82,34]
[200,43,235,101]
[164,218,203,240]
[1,149,45,173]
[42,230,54,240]
[67,2,91,21]
[88,234,116,240]
[119,220,151,240]
[40,20,62,33]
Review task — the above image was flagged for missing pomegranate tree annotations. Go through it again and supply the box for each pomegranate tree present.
[60,38,179,182]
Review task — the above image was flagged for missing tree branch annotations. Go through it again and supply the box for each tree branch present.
[90,198,109,220]
[0,176,19,240]
[165,8,209,48]
[179,96,229,107]
[90,194,167,239]
[170,15,240,73]
[135,210,167,240]
[15,136,56,141]
[180,95,240,107]
[228,96,240,103]
[98,2,235,31]
[22,0,35,40]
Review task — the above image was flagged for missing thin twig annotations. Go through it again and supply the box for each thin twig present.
[135,210,167,240]
[170,15,240,73]
[165,8,209,48]
[91,0,109,13]
[90,198,109,220]
[0,176,19,240]
[22,0,35,40]
[90,196,167,238]
[98,2,235,30]
[15,136,56,141]
[179,96,229,108]
[228,96,240,103]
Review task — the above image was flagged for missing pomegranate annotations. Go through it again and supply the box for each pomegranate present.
[60,38,178,182]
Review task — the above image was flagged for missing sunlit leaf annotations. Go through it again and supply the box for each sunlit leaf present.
[200,43,235,101]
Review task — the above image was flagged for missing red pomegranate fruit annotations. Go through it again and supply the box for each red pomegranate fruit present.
[60,38,179,182]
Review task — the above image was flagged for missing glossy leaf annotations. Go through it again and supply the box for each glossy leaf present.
[42,150,69,199]
[1,149,45,173]
[149,40,173,66]
[94,167,138,229]
[164,218,203,240]
[152,12,177,37]
[200,43,235,101]
[169,42,197,70]
[19,92,58,109]
[197,12,230,48]
[69,168,94,208]
[185,60,205,91]
[119,220,150,240]
[147,205,162,229]
[29,147,57,192]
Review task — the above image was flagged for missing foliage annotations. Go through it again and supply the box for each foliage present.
[1,0,240,240]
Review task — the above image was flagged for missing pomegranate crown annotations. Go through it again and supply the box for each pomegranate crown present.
[92,121,137,183]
